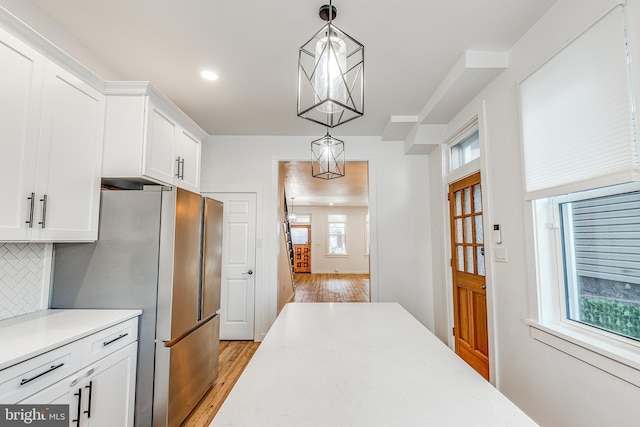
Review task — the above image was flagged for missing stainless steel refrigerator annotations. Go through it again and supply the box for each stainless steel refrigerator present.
[50,186,224,427]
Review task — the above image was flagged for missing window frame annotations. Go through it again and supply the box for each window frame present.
[327,215,348,256]
[445,121,481,185]
[526,182,640,387]
[450,129,480,172]
[291,213,311,224]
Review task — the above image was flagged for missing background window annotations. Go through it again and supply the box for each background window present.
[291,213,311,224]
[559,190,640,340]
[328,214,347,255]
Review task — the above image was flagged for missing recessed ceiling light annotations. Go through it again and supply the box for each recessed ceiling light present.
[201,70,219,81]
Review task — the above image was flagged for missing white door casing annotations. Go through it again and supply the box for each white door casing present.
[209,193,257,340]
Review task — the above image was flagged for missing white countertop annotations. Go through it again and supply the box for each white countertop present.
[211,303,538,427]
[0,309,141,370]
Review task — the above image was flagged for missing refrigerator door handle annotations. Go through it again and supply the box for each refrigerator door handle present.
[163,313,218,348]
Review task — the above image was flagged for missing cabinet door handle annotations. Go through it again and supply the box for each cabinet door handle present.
[38,194,47,229]
[25,192,35,228]
[175,156,181,178]
[19,362,64,385]
[84,380,93,418]
[72,387,82,426]
[103,333,128,347]
[179,158,185,179]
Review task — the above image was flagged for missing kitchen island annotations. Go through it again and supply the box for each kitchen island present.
[211,302,538,426]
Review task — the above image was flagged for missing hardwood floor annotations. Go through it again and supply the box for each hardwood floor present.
[293,273,370,303]
[182,273,369,425]
[182,340,260,426]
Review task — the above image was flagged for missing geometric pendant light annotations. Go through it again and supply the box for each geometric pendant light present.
[297,1,364,128]
[311,132,346,180]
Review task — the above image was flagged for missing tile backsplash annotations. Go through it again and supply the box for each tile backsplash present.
[0,243,51,320]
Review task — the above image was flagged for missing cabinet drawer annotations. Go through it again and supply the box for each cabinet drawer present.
[81,318,138,366]
[0,340,82,403]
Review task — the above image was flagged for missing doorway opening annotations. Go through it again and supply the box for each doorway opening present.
[279,161,370,304]
[291,224,311,273]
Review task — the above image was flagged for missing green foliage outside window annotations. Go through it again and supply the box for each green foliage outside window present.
[579,299,640,340]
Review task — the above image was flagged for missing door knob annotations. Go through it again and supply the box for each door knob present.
[245,270,253,275]
[481,285,486,290]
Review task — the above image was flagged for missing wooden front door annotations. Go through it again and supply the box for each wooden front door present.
[291,225,311,273]
[448,172,489,380]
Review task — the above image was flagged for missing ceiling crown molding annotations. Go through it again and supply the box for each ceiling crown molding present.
[0,6,104,92]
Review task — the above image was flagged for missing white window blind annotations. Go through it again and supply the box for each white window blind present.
[520,5,638,200]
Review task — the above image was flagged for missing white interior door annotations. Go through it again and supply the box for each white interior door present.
[209,192,256,340]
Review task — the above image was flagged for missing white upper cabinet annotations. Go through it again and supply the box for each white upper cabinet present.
[145,102,178,185]
[175,128,201,193]
[0,27,43,241]
[32,62,105,241]
[102,83,204,193]
[0,26,105,242]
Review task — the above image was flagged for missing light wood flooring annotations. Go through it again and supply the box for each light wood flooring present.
[182,273,369,426]
[293,273,370,303]
[182,340,260,426]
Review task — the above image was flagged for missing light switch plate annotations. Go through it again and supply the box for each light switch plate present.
[494,247,508,263]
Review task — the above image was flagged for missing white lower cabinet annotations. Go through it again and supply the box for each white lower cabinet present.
[21,343,137,427]
[0,314,139,427]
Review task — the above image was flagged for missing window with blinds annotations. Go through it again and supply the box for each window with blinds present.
[559,190,640,340]
[524,2,640,379]
[519,5,638,200]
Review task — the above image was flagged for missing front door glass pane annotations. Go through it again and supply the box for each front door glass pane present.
[464,188,471,214]
[466,246,474,273]
[473,184,482,212]
[291,227,309,244]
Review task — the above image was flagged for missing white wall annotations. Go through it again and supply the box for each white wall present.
[429,0,640,426]
[201,136,433,337]
[295,205,369,274]
[427,145,448,343]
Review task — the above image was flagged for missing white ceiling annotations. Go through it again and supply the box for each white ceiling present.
[17,0,556,138]
[6,0,556,205]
